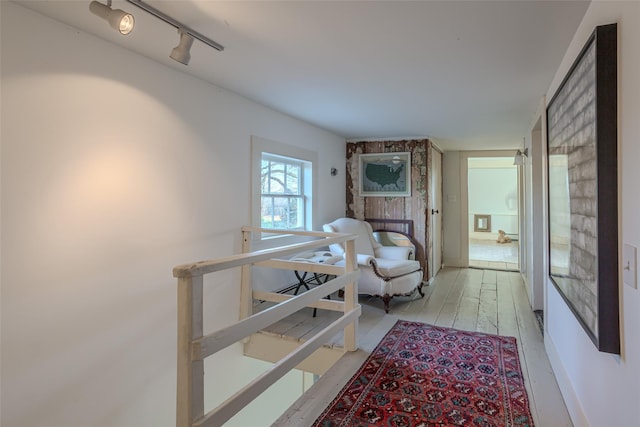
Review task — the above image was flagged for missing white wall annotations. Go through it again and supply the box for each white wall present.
[0,3,346,427]
[543,2,640,426]
[468,166,518,237]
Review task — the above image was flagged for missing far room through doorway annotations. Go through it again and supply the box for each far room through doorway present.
[467,156,520,271]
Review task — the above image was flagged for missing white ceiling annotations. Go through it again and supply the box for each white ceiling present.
[17,0,590,151]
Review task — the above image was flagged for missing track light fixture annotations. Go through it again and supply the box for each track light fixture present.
[127,0,224,56]
[89,0,224,64]
[89,0,135,35]
[170,29,194,65]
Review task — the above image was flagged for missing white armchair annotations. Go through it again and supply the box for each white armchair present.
[322,217,424,313]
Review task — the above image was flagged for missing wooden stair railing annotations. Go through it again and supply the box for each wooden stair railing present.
[173,227,360,427]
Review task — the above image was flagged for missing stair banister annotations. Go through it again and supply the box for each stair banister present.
[174,227,359,427]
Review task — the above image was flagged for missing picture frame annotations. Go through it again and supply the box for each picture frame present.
[359,152,411,197]
[473,214,491,232]
[546,23,619,354]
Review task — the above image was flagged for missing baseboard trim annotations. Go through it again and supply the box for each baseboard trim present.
[545,333,588,427]
[443,258,466,268]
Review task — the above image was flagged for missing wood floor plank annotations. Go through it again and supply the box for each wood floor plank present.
[453,269,482,331]
[357,314,399,352]
[496,270,519,337]
[434,268,472,327]
[409,267,461,325]
[476,281,498,334]
[273,350,370,426]
[493,271,545,425]
[393,281,436,320]
[482,268,497,284]
[295,312,341,341]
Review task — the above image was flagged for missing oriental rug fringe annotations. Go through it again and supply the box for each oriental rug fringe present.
[313,320,534,426]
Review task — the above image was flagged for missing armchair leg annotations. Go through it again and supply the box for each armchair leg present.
[382,295,392,313]
[418,283,425,298]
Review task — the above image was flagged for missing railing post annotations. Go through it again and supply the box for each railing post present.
[176,275,204,427]
[239,229,253,320]
[343,239,358,352]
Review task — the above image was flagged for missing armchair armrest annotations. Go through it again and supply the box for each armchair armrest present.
[354,254,393,281]
[375,245,414,260]
[356,253,376,266]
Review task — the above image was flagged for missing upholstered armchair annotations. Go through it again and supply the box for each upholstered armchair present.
[322,217,424,313]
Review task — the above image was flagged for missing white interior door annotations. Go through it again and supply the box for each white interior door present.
[431,149,443,278]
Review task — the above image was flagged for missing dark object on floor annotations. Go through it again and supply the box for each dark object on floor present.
[534,309,544,336]
[313,320,535,427]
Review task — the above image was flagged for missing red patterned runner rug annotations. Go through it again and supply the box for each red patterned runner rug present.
[313,320,534,426]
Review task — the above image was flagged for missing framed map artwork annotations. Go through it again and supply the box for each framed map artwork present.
[359,152,411,197]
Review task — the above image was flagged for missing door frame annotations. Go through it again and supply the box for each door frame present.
[429,145,443,280]
[460,150,523,269]
[526,104,547,311]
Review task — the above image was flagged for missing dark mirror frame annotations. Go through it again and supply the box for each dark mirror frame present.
[373,230,417,248]
[365,218,421,259]
[546,23,619,354]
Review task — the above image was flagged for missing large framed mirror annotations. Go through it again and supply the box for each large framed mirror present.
[365,218,420,261]
[373,230,414,248]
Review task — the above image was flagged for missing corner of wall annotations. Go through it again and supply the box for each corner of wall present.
[443,257,465,268]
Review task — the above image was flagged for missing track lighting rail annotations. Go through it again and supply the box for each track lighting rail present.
[125,0,224,51]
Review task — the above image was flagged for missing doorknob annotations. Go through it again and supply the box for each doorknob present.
[431,209,439,214]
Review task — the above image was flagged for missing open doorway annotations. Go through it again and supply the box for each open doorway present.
[467,157,520,271]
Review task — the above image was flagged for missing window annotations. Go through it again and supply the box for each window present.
[251,136,317,235]
[260,154,305,229]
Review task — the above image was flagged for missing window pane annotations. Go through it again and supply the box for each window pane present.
[260,196,274,228]
[260,160,270,193]
[269,161,285,194]
[288,196,302,228]
[286,163,300,195]
[272,196,290,229]
[260,196,304,229]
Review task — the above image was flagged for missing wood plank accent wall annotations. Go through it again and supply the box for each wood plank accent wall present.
[346,139,433,279]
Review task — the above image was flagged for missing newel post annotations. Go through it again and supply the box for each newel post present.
[239,228,253,320]
[343,238,358,351]
[176,274,204,427]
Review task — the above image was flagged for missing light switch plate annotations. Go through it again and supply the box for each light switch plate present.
[447,195,457,202]
[623,244,637,289]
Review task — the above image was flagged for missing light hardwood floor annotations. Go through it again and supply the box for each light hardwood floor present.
[469,238,520,271]
[272,267,572,426]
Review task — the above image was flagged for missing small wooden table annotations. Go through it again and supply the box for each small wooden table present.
[289,251,341,316]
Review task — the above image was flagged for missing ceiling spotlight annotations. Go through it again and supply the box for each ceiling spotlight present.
[170,29,194,65]
[90,0,135,35]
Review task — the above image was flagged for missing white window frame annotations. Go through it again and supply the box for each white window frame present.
[261,153,305,230]
[251,136,317,239]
